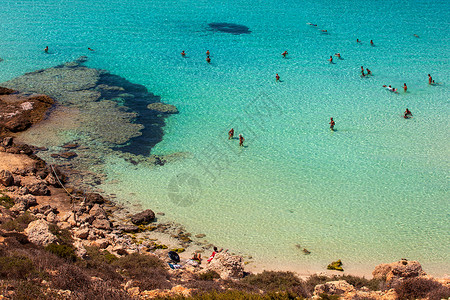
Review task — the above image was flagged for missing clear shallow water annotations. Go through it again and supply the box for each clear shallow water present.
[1,0,449,275]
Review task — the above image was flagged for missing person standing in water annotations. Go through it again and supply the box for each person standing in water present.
[181,50,186,57]
[428,74,432,84]
[328,56,333,63]
[403,83,407,92]
[228,128,234,139]
[206,56,211,63]
[366,68,372,75]
[404,108,412,118]
[276,73,280,81]
[282,51,288,58]
[44,46,49,53]
[329,117,335,131]
[206,50,210,56]
[370,40,374,46]
[239,134,245,146]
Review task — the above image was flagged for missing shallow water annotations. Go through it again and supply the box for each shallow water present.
[1,0,449,275]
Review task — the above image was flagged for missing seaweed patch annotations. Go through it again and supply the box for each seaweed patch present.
[208,22,251,35]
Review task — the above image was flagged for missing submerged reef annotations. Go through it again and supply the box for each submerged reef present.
[208,22,251,34]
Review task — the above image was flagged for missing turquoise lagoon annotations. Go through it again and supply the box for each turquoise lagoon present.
[1,0,449,275]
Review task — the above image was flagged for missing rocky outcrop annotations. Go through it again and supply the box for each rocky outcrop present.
[12,194,37,212]
[313,280,355,297]
[147,102,178,114]
[24,219,57,246]
[205,252,245,280]
[131,209,155,225]
[0,91,54,135]
[373,259,426,286]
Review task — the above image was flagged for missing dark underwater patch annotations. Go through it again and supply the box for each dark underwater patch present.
[208,22,251,35]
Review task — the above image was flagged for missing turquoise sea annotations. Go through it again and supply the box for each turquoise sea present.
[1,0,449,276]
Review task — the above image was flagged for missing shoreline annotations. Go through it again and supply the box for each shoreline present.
[1,60,448,279]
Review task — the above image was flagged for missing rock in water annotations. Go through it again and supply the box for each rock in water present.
[147,102,178,114]
[131,209,156,225]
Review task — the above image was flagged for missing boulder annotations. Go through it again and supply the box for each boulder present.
[117,224,139,233]
[23,177,50,195]
[205,252,244,280]
[89,204,107,219]
[131,209,155,225]
[86,193,105,205]
[0,170,14,186]
[13,194,37,211]
[92,219,111,230]
[0,87,16,95]
[1,137,13,147]
[92,238,110,249]
[313,280,355,297]
[74,228,89,240]
[147,102,178,114]
[59,151,77,159]
[46,212,58,223]
[78,213,94,225]
[372,259,426,286]
[24,219,57,246]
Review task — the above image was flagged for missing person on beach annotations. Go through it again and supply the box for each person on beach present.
[366,68,372,75]
[329,117,335,131]
[404,108,412,118]
[207,247,223,263]
[192,253,202,263]
[282,51,288,58]
[276,73,280,81]
[328,56,333,63]
[181,50,186,57]
[44,46,49,53]
[206,50,210,56]
[428,74,432,84]
[239,134,245,146]
[206,56,211,63]
[88,47,95,51]
[403,83,407,92]
[228,128,234,139]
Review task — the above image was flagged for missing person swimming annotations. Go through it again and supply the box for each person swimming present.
[228,128,234,139]
[88,47,95,51]
[329,117,335,131]
[282,51,288,58]
[181,50,186,57]
[328,56,333,63]
[334,53,341,59]
[356,39,361,43]
[206,56,211,63]
[206,50,210,56]
[276,73,280,81]
[307,23,317,26]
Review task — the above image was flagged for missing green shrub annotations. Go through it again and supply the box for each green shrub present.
[155,290,306,299]
[1,212,36,232]
[45,243,77,262]
[52,264,91,292]
[0,194,14,208]
[0,255,35,279]
[317,294,340,300]
[241,271,308,297]
[199,270,220,281]
[14,281,48,300]
[395,277,450,300]
[48,223,73,246]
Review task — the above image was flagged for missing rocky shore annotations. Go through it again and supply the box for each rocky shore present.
[1,63,449,299]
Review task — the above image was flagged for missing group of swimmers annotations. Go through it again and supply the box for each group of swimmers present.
[228,128,245,146]
[44,46,95,53]
[181,50,211,63]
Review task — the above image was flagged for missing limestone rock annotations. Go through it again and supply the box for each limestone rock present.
[73,240,87,258]
[205,252,244,280]
[89,204,107,219]
[24,219,57,246]
[86,193,105,205]
[372,259,426,286]
[14,194,37,211]
[92,219,111,230]
[93,238,110,249]
[23,177,50,195]
[0,170,14,186]
[131,209,155,225]
[78,213,94,225]
[117,224,139,233]
[313,280,355,297]
[147,102,179,114]
[46,212,58,223]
